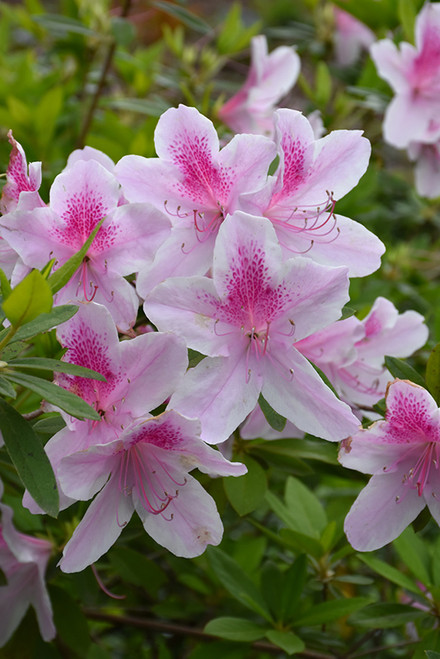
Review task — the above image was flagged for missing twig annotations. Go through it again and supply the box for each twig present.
[83,609,336,658]
[76,0,132,148]
[22,408,45,421]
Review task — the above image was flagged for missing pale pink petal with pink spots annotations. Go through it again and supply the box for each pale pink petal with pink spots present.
[59,477,134,573]
[344,465,425,551]
[338,425,415,475]
[384,380,440,444]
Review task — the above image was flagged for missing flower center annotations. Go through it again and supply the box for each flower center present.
[405,442,440,497]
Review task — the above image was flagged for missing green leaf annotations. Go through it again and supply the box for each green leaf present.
[204,617,266,642]
[252,437,337,466]
[109,547,167,597]
[294,597,371,627]
[8,357,106,380]
[279,528,323,558]
[315,61,332,107]
[426,343,440,404]
[50,585,90,654]
[348,603,426,628]
[152,1,211,33]
[223,455,267,516]
[35,86,62,148]
[384,356,425,388]
[48,218,105,294]
[207,547,273,622]
[3,371,100,420]
[358,554,419,594]
[217,3,262,55]
[393,526,431,585]
[398,0,416,42]
[426,652,440,659]
[284,476,327,537]
[0,305,79,344]
[0,268,11,299]
[33,13,97,36]
[0,376,16,398]
[0,398,58,517]
[3,270,53,328]
[258,393,286,432]
[33,415,66,435]
[279,554,308,622]
[265,630,305,655]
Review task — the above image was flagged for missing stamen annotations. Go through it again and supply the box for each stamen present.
[91,564,126,600]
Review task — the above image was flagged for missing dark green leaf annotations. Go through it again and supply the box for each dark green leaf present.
[8,357,106,380]
[294,597,372,627]
[152,1,211,33]
[48,218,105,294]
[50,585,90,654]
[0,398,58,517]
[207,547,272,621]
[384,356,425,387]
[393,526,431,585]
[0,376,16,398]
[426,652,440,659]
[252,437,337,466]
[358,554,419,594]
[265,630,305,655]
[109,547,167,597]
[348,603,426,628]
[284,476,327,536]
[3,270,52,328]
[258,393,286,432]
[33,416,66,436]
[204,617,266,642]
[279,554,308,622]
[0,305,78,345]
[3,371,100,420]
[223,455,267,516]
[426,343,440,404]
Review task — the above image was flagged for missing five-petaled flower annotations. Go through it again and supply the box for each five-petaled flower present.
[340,379,440,551]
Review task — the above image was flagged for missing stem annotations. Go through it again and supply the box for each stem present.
[76,0,132,148]
[83,610,336,659]
[0,325,18,354]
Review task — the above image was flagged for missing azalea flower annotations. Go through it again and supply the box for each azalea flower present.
[0,480,55,645]
[296,297,428,412]
[239,108,384,276]
[339,379,440,551]
[57,410,247,572]
[115,104,276,293]
[0,159,170,329]
[370,2,440,149]
[0,130,44,214]
[23,301,188,513]
[333,7,375,67]
[407,140,440,199]
[145,211,360,444]
[218,35,300,136]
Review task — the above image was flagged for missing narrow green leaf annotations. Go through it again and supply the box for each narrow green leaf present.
[265,630,305,655]
[315,61,332,107]
[0,376,16,398]
[426,652,440,659]
[0,398,58,516]
[152,1,211,33]
[358,554,420,594]
[50,585,91,654]
[294,597,371,627]
[0,268,11,299]
[109,547,167,597]
[3,270,53,328]
[348,603,425,628]
[279,554,308,622]
[252,437,337,466]
[8,357,106,381]
[33,13,97,36]
[258,393,286,432]
[33,416,66,435]
[398,0,416,43]
[426,343,440,404]
[223,455,267,516]
[384,356,425,387]
[1,305,79,344]
[393,526,431,585]
[40,258,56,279]
[3,371,99,420]
[284,476,327,536]
[204,617,266,642]
[207,547,273,622]
[48,218,105,294]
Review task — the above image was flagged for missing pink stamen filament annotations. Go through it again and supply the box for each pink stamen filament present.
[81,259,98,302]
[407,442,440,496]
[269,193,339,249]
[91,564,126,600]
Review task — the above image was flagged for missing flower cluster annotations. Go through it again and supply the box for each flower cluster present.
[371,2,440,197]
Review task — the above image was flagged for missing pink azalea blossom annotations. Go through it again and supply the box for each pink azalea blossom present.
[0,480,55,645]
[218,35,300,136]
[0,131,44,214]
[145,211,360,444]
[0,159,170,329]
[333,8,375,67]
[57,410,247,572]
[240,108,384,276]
[296,297,428,412]
[115,104,276,294]
[339,379,440,551]
[370,2,440,148]
[408,140,440,199]
[23,301,188,513]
